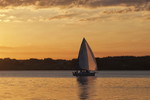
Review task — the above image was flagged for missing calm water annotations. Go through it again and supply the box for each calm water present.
[0,71,150,100]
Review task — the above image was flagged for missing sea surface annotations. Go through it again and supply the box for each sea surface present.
[0,71,150,100]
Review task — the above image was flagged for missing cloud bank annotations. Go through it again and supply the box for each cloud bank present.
[0,0,150,11]
[0,0,149,22]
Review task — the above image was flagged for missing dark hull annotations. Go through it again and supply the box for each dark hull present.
[73,72,95,76]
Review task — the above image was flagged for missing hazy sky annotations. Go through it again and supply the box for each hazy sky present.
[0,0,150,59]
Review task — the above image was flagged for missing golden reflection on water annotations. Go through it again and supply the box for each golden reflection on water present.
[0,78,78,100]
[77,76,97,100]
[77,77,150,100]
[0,77,149,100]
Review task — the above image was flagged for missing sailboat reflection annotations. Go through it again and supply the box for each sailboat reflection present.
[77,76,97,100]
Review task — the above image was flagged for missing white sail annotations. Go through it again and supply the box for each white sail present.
[78,38,97,71]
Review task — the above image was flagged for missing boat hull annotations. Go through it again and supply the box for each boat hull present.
[72,72,95,76]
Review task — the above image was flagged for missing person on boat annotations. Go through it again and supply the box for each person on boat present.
[86,70,90,73]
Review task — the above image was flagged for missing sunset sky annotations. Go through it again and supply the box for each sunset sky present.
[0,0,150,59]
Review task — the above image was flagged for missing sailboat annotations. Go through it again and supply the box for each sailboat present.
[73,38,97,76]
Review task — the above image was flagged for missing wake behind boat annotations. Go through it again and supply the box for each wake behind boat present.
[73,38,97,76]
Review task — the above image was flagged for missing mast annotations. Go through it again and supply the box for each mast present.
[78,38,97,71]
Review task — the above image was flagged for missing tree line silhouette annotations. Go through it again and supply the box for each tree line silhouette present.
[0,56,150,70]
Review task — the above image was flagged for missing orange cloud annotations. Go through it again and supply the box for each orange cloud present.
[49,13,77,20]
[0,0,149,11]
[0,46,13,49]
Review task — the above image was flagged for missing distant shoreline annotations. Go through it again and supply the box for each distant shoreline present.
[0,56,150,70]
[0,71,150,78]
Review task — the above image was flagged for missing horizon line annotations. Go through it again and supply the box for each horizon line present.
[1,55,150,60]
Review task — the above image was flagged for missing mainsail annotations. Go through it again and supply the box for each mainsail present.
[78,38,97,71]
